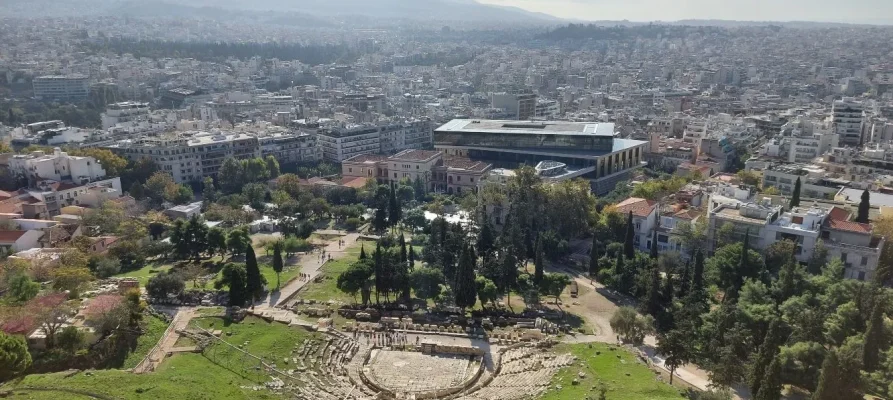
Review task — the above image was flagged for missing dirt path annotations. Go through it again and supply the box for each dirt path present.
[550,265,747,399]
[133,307,196,373]
[257,232,361,308]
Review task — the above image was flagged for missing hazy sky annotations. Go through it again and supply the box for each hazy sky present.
[476,0,893,24]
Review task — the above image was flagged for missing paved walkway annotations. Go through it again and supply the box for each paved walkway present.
[134,307,195,373]
[257,232,362,308]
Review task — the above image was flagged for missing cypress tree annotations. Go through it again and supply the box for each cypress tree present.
[754,356,783,400]
[856,189,870,223]
[228,264,247,307]
[373,241,382,305]
[614,252,626,291]
[662,266,675,304]
[245,245,262,304]
[863,300,886,371]
[678,258,691,298]
[650,230,659,259]
[534,235,544,284]
[789,177,801,209]
[399,233,407,263]
[272,243,283,290]
[737,229,750,290]
[359,244,367,260]
[408,246,415,269]
[476,217,495,260]
[624,211,635,259]
[812,351,841,400]
[750,319,784,396]
[691,250,705,295]
[388,185,401,226]
[642,261,662,318]
[589,237,599,278]
[500,252,518,307]
[454,246,478,311]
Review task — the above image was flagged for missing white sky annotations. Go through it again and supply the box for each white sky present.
[476,0,893,24]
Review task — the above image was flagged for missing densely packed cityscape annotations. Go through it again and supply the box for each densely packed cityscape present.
[0,1,892,400]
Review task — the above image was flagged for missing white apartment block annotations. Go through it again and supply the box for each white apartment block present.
[105,131,260,183]
[9,149,107,185]
[32,75,89,100]
[258,132,320,164]
[831,98,865,146]
[707,199,883,281]
[101,102,151,129]
[317,120,433,162]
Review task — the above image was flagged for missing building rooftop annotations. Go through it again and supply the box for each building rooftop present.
[343,154,389,164]
[443,157,491,173]
[825,218,872,234]
[0,230,27,243]
[436,119,616,137]
[388,149,441,162]
[615,197,658,218]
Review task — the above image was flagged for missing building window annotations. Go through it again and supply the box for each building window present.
[841,253,848,263]
[861,256,868,266]
[394,173,397,178]
[349,168,352,173]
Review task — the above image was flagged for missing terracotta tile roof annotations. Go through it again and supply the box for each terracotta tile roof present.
[0,230,27,244]
[341,176,370,188]
[443,157,490,173]
[825,218,872,234]
[388,149,441,162]
[828,206,851,221]
[615,197,658,218]
[1,315,36,335]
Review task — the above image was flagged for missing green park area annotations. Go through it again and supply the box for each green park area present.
[541,343,683,400]
[3,316,317,399]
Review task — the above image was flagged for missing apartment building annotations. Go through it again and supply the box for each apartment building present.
[318,120,433,163]
[32,75,89,100]
[101,102,151,129]
[761,164,846,200]
[258,132,319,164]
[490,92,537,120]
[9,149,107,186]
[831,98,865,146]
[105,131,260,183]
[615,197,659,252]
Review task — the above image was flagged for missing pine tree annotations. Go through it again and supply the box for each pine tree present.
[245,245,262,304]
[534,235,544,284]
[856,189,870,223]
[750,319,784,396]
[863,299,886,371]
[272,242,284,291]
[753,356,783,400]
[624,211,635,259]
[589,237,599,278]
[399,234,407,264]
[789,177,801,209]
[454,246,478,311]
[359,245,367,260]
